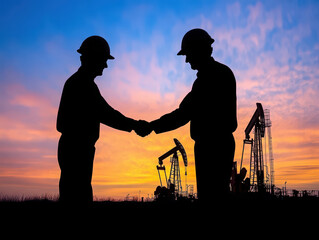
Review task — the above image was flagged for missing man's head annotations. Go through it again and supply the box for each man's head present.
[78,36,114,76]
[177,29,214,70]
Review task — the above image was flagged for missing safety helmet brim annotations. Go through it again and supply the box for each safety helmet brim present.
[177,49,185,56]
[77,49,115,60]
[177,28,214,56]
[77,35,115,60]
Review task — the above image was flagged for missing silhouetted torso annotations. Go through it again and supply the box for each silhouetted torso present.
[151,57,237,140]
[57,67,135,145]
[151,57,237,202]
[56,67,135,203]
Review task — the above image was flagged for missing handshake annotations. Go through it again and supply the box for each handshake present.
[134,120,153,137]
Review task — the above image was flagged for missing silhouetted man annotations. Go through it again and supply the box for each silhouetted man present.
[149,29,237,203]
[57,36,149,204]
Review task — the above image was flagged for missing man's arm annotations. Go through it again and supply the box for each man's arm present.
[150,92,192,134]
[98,93,137,132]
[98,93,153,137]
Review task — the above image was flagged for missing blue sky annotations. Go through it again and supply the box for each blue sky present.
[1,0,319,198]
[1,0,318,89]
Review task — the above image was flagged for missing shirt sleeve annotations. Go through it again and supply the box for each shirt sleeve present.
[97,89,137,132]
[150,92,192,134]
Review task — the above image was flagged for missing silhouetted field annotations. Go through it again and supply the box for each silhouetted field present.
[1,193,318,213]
[2,198,316,237]
[0,198,197,212]
[1,196,318,228]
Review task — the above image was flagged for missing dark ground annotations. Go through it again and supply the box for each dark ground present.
[1,193,318,214]
[0,195,318,235]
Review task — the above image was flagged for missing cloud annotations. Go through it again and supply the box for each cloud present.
[0,81,60,195]
[98,38,193,120]
[0,83,59,141]
[0,176,58,197]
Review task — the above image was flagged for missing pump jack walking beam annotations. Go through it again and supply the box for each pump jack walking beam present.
[244,103,265,140]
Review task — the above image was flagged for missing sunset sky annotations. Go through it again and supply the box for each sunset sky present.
[1,0,319,200]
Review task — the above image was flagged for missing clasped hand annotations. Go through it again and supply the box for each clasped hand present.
[134,120,152,137]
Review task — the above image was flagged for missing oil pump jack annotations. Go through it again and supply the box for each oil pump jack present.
[154,138,188,200]
[239,103,275,194]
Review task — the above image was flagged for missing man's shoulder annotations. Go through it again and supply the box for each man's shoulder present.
[214,60,233,74]
[213,61,235,82]
[64,71,79,88]
[64,70,93,91]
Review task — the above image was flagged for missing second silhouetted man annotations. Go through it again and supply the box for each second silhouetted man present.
[149,29,237,202]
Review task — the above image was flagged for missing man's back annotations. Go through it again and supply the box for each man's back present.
[189,58,237,141]
[57,68,101,145]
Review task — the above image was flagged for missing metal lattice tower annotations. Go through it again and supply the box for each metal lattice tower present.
[168,153,182,195]
[264,109,275,194]
[251,125,265,192]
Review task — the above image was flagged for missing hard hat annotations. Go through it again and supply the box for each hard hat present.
[177,28,214,55]
[77,35,114,60]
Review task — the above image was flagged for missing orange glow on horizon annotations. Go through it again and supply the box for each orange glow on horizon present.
[1,79,319,200]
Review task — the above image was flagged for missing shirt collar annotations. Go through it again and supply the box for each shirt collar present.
[77,66,96,82]
[196,57,215,78]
